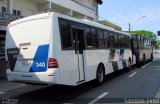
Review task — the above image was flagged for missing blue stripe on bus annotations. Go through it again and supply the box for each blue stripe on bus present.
[120,48,124,56]
[120,48,127,68]
[122,59,127,68]
[29,44,49,72]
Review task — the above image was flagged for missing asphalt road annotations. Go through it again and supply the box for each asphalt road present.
[1,53,160,104]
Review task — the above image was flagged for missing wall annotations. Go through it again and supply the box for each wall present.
[52,0,97,21]
[12,0,39,17]
[0,0,98,21]
[73,0,92,8]
[0,0,7,9]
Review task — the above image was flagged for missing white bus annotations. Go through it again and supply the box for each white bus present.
[131,34,153,66]
[5,12,134,86]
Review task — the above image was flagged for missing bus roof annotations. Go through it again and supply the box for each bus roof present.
[8,13,51,27]
[8,12,130,36]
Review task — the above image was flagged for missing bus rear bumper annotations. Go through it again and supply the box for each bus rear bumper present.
[6,69,59,84]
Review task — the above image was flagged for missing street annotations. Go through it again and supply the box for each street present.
[0,0,160,104]
[1,53,160,104]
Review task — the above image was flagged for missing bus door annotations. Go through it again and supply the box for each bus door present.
[72,28,85,82]
[131,36,140,66]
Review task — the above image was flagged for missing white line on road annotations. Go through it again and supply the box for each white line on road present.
[88,92,109,104]
[128,72,137,78]
[0,92,4,94]
[142,59,158,69]
[142,62,152,69]
[155,88,160,98]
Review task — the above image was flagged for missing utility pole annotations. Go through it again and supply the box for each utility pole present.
[128,16,146,33]
[128,22,131,33]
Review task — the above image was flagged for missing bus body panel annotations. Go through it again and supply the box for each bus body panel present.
[7,68,59,84]
[82,49,132,81]
[6,13,61,84]
[131,34,153,64]
[6,12,133,86]
[49,14,80,86]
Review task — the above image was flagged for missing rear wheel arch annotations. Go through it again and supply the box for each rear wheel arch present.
[95,62,105,85]
[150,53,153,62]
[98,63,105,75]
[143,54,146,65]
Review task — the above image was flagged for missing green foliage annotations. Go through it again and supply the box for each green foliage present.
[129,30,158,46]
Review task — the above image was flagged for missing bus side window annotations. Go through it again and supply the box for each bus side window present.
[85,27,98,49]
[114,33,118,48]
[145,38,147,47]
[104,31,109,48]
[98,29,104,48]
[128,36,131,48]
[91,28,98,48]
[141,36,144,48]
[121,35,125,48]
[59,20,73,49]
[119,34,122,47]
[85,27,93,48]
[138,36,141,48]
[109,32,114,48]
[117,34,121,48]
[126,36,130,48]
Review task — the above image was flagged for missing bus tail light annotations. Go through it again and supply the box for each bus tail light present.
[48,58,59,68]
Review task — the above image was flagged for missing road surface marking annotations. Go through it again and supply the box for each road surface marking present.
[142,62,152,69]
[142,59,158,69]
[155,88,160,98]
[0,92,4,94]
[88,92,109,104]
[128,72,137,78]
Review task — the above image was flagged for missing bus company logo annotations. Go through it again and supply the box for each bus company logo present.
[8,50,19,54]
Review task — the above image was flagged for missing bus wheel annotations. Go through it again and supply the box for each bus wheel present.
[96,64,105,85]
[150,53,153,61]
[136,54,141,68]
[142,54,146,65]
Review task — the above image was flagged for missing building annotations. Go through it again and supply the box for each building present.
[0,0,103,78]
[99,20,122,31]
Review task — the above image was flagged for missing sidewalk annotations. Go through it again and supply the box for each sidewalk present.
[0,79,28,95]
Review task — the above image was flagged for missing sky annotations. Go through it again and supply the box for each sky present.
[99,0,160,40]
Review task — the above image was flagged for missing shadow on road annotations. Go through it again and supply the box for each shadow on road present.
[7,55,160,104]
[10,68,132,104]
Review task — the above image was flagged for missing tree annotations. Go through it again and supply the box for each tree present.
[129,30,158,46]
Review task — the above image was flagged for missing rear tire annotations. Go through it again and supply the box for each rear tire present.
[150,53,153,62]
[96,65,105,85]
[136,54,141,68]
[142,54,146,65]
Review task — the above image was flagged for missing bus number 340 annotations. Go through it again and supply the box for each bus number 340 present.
[36,62,46,68]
